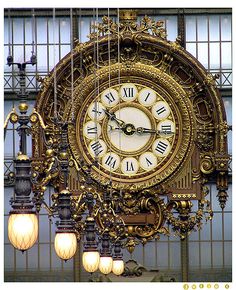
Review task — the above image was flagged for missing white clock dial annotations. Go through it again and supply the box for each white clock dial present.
[81,82,177,188]
[88,101,106,121]
[101,88,120,107]
[152,138,171,157]
[83,121,101,140]
[152,101,171,120]
[121,157,139,175]
[88,139,107,157]
[139,152,158,171]
[120,83,138,102]
[108,107,151,152]
[138,87,156,107]
[102,152,120,172]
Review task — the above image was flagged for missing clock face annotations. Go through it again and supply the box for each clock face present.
[76,82,179,191]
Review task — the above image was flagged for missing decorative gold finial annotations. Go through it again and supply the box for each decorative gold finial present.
[18,102,29,113]
[119,9,137,22]
[17,152,30,161]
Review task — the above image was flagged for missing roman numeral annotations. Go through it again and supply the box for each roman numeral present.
[105,92,115,103]
[161,125,172,134]
[155,141,168,154]
[156,106,166,115]
[92,107,103,116]
[144,92,151,102]
[145,157,152,167]
[105,155,117,169]
[90,141,103,155]
[87,126,97,134]
[126,161,134,171]
[123,87,134,98]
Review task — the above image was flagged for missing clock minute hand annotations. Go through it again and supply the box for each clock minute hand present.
[104,109,125,127]
[136,127,174,136]
[136,127,157,134]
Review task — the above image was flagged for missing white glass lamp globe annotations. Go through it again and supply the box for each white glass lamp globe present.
[8,213,38,251]
[112,259,124,276]
[82,251,100,273]
[99,256,113,275]
[54,232,77,261]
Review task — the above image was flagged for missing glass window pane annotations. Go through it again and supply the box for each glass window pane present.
[39,215,50,243]
[79,17,91,43]
[212,213,222,240]
[209,15,220,41]
[210,42,220,69]
[197,16,208,41]
[212,242,223,267]
[37,17,48,44]
[36,45,48,71]
[13,46,24,63]
[200,219,211,241]
[189,228,200,241]
[63,256,73,269]
[4,129,13,157]
[144,242,155,268]
[224,213,232,240]
[132,243,143,264]
[13,18,23,44]
[60,18,70,43]
[186,43,196,58]
[185,16,196,41]
[170,242,180,268]
[197,43,208,69]
[221,42,232,69]
[223,97,232,125]
[200,242,211,267]
[224,242,232,267]
[48,45,59,69]
[4,100,14,120]
[25,18,34,44]
[16,249,27,269]
[156,242,168,269]
[221,15,231,41]
[166,16,178,41]
[4,187,13,215]
[39,244,50,268]
[4,18,9,44]
[48,18,59,44]
[4,245,14,270]
[60,45,71,60]
[28,244,39,269]
[189,242,199,267]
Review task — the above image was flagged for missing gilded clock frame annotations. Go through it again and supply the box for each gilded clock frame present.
[32,11,229,242]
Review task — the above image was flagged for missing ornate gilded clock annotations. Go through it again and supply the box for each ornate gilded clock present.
[33,10,229,242]
[73,72,191,192]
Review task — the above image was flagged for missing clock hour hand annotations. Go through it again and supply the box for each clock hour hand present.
[103,109,125,128]
[136,127,174,136]
[108,125,123,132]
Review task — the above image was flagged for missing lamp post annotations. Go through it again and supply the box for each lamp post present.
[82,216,100,273]
[54,189,77,261]
[99,230,113,275]
[8,153,38,252]
[6,51,39,252]
[112,240,124,275]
